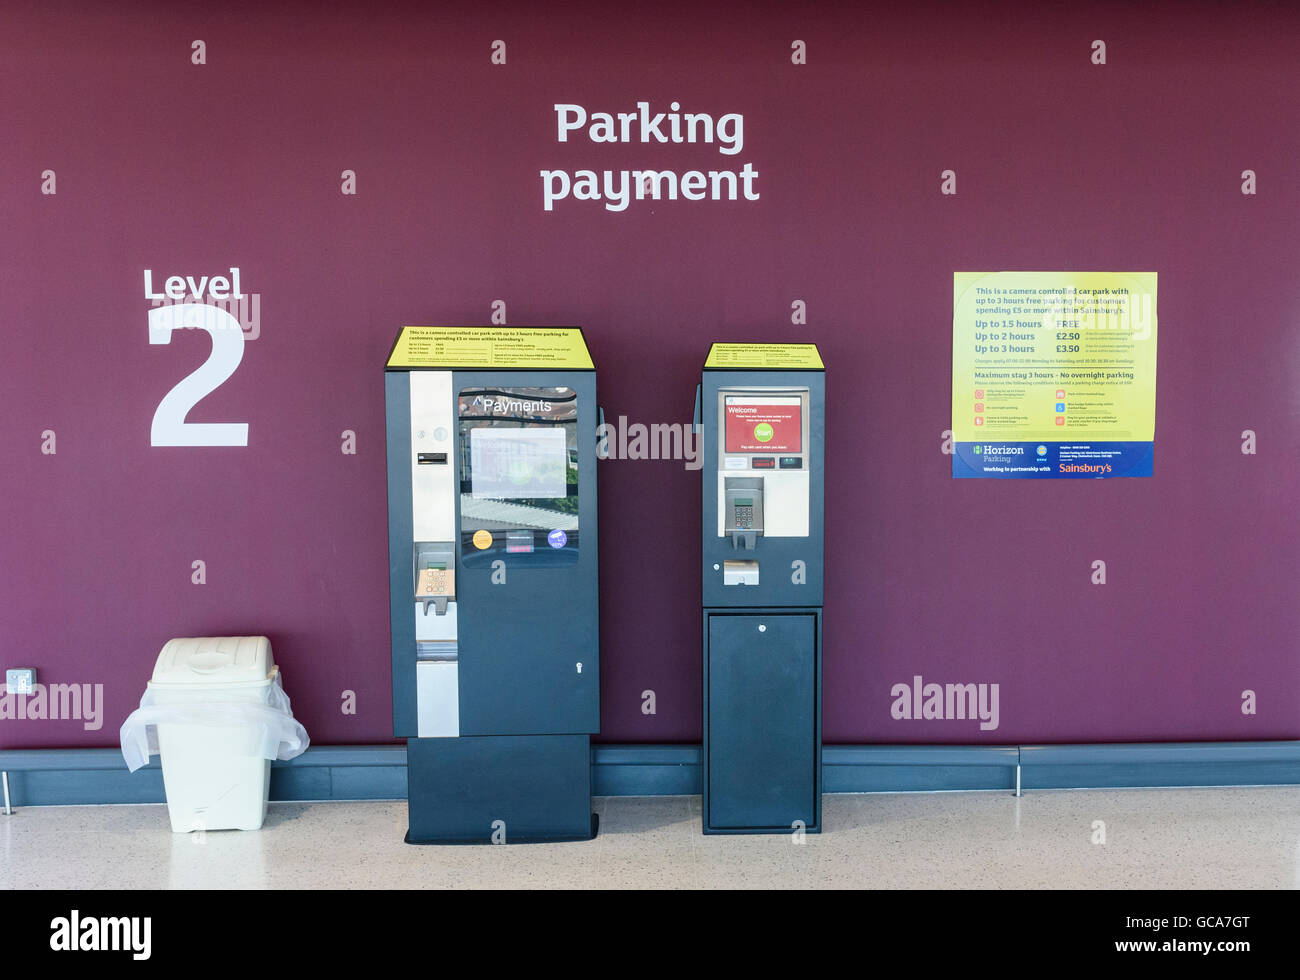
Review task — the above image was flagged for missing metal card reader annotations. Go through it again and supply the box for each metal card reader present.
[414,543,456,615]
[724,477,764,549]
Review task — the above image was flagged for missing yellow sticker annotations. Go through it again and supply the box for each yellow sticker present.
[387,326,594,369]
[472,530,493,550]
[704,343,824,370]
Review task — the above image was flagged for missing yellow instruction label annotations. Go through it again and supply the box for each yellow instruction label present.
[388,326,594,369]
[704,343,824,369]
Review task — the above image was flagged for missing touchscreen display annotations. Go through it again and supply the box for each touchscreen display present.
[469,428,567,498]
[724,396,802,453]
[457,386,580,564]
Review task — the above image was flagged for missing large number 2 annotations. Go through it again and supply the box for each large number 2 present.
[148,303,249,447]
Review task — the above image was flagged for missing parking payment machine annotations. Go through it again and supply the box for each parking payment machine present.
[698,343,824,834]
[385,326,600,843]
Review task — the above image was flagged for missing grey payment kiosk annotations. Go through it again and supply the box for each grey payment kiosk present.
[385,326,599,843]
[698,342,824,834]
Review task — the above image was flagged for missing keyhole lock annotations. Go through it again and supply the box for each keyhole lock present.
[576,662,583,674]
[758,624,766,632]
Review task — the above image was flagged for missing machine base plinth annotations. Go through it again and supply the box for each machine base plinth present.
[405,733,594,844]
[405,813,598,845]
[702,821,821,836]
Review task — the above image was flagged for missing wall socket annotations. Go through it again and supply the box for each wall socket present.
[5,668,36,694]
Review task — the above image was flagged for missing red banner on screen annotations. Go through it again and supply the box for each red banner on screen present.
[724,399,802,453]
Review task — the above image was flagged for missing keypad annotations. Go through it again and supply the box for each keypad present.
[734,505,754,529]
[417,568,454,596]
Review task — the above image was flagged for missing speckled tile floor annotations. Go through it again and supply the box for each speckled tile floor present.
[1,788,1296,889]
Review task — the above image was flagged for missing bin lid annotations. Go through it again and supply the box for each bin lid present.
[150,636,274,686]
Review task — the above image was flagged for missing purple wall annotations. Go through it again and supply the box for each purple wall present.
[2,2,1296,749]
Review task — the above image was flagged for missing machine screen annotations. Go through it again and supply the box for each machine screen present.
[469,428,568,498]
[457,386,579,564]
[724,396,802,454]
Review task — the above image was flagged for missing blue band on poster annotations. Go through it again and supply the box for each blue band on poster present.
[953,441,1154,479]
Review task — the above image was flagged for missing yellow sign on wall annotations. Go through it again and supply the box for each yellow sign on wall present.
[952,271,1158,478]
[704,343,824,370]
[387,326,594,369]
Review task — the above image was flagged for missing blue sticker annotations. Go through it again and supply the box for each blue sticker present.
[547,529,567,549]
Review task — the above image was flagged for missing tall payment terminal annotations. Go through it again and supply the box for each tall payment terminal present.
[385,326,600,843]
[697,342,824,834]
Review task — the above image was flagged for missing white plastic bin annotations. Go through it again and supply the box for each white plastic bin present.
[120,636,308,833]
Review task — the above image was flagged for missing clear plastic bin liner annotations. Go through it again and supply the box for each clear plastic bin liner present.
[119,672,309,773]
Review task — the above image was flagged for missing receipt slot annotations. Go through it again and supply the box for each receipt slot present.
[697,343,824,834]
[385,326,600,843]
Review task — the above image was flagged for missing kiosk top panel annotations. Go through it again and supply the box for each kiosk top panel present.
[704,342,823,371]
[387,326,594,371]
